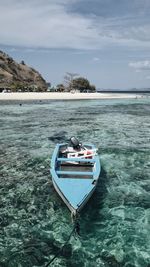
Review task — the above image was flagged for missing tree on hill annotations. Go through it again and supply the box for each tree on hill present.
[20,60,25,65]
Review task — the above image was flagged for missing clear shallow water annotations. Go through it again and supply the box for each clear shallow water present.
[0,98,150,267]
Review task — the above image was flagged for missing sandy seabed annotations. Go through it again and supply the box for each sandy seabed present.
[0,92,145,101]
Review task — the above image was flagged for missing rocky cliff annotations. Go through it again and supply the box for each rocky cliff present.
[0,51,47,91]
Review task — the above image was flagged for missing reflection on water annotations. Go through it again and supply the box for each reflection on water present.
[0,98,150,267]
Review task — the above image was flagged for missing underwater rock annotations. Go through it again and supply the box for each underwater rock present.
[61,244,72,258]
[124,264,136,267]
[0,215,9,227]
[0,261,8,267]
[48,131,68,142]
[100,251,122,267]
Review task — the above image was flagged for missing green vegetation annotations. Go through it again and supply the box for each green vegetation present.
[55,73,96,92]
[56,84,65,92]
[0,74,5,79]
[0,50,96,92]
[9,82,45,92]
[20,60,25,65]
[72,77,96,92]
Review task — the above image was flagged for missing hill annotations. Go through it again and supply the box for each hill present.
[0,50,47,92]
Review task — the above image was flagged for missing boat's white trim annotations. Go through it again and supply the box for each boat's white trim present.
[67,150,97,159]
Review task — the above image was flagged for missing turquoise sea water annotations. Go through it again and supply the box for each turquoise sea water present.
[0,98,150,267]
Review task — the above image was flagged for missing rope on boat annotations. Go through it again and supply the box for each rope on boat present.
[45,214,80,267]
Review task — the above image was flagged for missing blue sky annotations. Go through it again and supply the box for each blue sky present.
[0,0,150,89]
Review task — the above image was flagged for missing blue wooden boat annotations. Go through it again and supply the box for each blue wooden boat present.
[50,137,101,216]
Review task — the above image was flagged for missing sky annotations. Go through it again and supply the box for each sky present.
[0,0,150,89]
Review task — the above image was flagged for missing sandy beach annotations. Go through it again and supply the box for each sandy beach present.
[0,92,145,101]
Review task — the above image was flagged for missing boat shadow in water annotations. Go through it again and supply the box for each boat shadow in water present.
[80,167,108,234]
[48,131,68,143]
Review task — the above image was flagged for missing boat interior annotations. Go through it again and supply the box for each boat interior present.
[56,145,95,179]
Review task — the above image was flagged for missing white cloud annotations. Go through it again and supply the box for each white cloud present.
[0,0,100,50]
[93,57,100,61]
[129,60,150,70]
[0,0,150,50]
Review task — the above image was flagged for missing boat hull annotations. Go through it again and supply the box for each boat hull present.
[52,178,97,215]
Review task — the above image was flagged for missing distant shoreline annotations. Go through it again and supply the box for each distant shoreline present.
[0,92,148,101]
